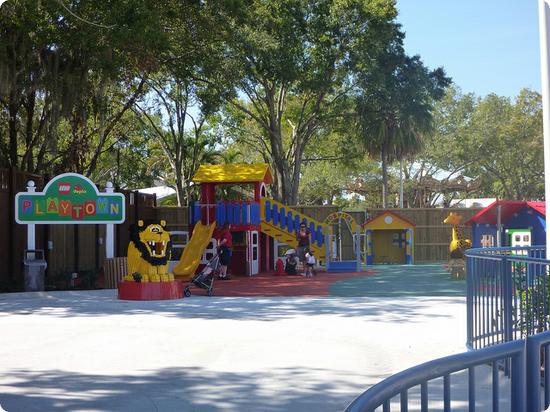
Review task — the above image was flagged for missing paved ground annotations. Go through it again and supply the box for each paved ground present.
[0,265,470,411]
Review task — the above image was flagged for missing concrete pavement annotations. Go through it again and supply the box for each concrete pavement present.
[0,285,468,411]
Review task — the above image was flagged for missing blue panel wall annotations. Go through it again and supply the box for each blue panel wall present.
[242,204,249,224]
[504,208,545,245]
[192,201,201,224]
[250,203,260,225]
[471,225,498,248]
[265,200,272,222]
[471,207,546,247]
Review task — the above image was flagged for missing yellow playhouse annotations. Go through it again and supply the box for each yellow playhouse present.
[363,211,415,265]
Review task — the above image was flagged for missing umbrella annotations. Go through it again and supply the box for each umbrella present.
[284,248,296,256]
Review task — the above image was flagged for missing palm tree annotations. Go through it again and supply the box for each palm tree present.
[356,54,450,208]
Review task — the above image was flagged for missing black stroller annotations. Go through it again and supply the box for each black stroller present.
[184,253,220,297]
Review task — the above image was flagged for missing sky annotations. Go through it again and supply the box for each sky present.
[396,0,541,98]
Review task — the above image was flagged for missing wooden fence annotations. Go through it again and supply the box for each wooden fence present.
[0,168,166,292]
[293,206,482,263]
[0,170,482,291]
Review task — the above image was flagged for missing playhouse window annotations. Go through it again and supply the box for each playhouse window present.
[523,235,529,242]
[515,235,521,242]
[480,235,494,248]
[392,232,406,248]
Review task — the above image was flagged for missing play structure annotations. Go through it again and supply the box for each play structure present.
[465,200,546,248]
[363,211,414,265]
[323,211,364,272]
[323,212,364,260]
[171,163,329,280]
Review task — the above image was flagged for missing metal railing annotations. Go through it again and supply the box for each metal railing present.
[344,246,550,411]
[466,246,550,349]
[345,330,550,411]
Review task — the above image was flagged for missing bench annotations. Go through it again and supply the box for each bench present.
[103,257,128,289]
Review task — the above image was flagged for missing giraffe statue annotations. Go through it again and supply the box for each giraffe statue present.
[443,212,472,259]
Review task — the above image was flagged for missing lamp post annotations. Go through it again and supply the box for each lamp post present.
[539,0,550,258]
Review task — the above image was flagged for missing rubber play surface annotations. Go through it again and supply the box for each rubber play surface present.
[191,270,375,297]
[193,264,465,297]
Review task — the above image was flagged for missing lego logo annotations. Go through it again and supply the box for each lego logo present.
[58,183,71,193]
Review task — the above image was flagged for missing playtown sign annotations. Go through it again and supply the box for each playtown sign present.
[15,173,125,224]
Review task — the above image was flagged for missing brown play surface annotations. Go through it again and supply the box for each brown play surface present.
[197,270,375,297]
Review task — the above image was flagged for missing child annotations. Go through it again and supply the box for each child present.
[305,250,316,278]
[285,253,298,275]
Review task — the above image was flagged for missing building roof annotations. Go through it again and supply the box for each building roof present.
[465,200,546,226]
[363,210,416,229]
[192,164,273,184]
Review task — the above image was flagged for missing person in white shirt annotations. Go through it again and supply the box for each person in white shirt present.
[305,250,316,278]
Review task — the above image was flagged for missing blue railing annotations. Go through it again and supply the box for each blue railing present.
[345,246,550,411]
[263,199,325,248]
[466,246,549,349]
[345,330,550,411]
[191,201,261,226]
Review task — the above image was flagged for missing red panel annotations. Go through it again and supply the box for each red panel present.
[527,201,546,217]
[118,280,184,300]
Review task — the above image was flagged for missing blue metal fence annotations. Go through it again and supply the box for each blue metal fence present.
[466,246,549,349]
[344,246,550,411]
[345,331,550,412]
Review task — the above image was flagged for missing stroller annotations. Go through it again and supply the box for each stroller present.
[184,253,220,297]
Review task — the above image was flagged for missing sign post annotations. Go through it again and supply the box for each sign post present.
[26,181,36,251]
[105,182,115,258]
[539,0,550,258]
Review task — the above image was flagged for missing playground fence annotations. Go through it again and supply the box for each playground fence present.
[465,246,550,349]
[346,246,550,411]
[345,330,550,411]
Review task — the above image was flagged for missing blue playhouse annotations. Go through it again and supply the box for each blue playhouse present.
[466,201,546,248]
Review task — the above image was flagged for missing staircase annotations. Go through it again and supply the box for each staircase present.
[260,197,327,261]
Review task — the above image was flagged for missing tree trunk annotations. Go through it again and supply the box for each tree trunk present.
[175,165,185,207]
[381,147,388,208]
[22,90,36,172]
[8,99,19,167]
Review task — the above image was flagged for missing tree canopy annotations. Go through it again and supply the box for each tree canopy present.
[0,1,542,207]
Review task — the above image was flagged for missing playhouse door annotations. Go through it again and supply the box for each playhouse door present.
[249,231,259,275]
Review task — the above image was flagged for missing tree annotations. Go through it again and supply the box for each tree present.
[214,0,399,204]
[355,40,451,208]
[421,87,543,202]
[0,0,169,174]
[466,89,543,199]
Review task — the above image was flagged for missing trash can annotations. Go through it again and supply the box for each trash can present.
[23,250,47,292]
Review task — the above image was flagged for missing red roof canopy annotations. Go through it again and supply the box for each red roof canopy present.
[465,201,546,226]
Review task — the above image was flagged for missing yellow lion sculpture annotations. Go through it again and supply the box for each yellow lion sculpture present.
[124,220,174,283]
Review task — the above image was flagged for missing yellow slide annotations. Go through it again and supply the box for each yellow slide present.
[173,221,217,281]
